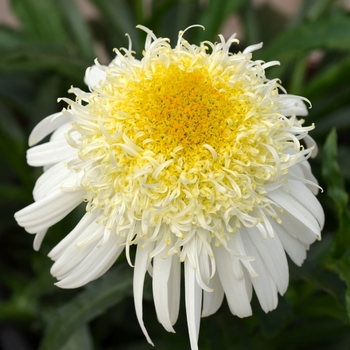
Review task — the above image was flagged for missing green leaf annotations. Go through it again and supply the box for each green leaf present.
[311,107,350,138]
[322,129,350,278]
[39,264,133,350]
[60,326,94,350]
[302,56,350,100]
[11,0,69,44]
[90,0,141,53]
[346,290,350,324]
[290,0,337,26]
[196,0,244,42]
[261,13,350,61]
[58,0,95,60]
[0,26,27,49]
[0,45,87,81]
[306,0,337,22]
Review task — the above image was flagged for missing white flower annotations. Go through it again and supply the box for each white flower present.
[14,25,324,350]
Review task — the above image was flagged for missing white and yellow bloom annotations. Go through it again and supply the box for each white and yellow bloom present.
[15,26,324,350]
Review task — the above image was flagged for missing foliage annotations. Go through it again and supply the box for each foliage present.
[1,0,350,349]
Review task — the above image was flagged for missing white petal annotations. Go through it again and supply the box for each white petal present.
[27,138,76,167]
[280,95,308,116]
[50,122,73,142]
[268,189,321,237]
[290,161,320,195]
[240,231,278,312]
[243,268,253,301]
[184,259,202,350]
[168,255,181,325]
[279,210,318,245]
[288,164,320,195]
[201,270,224,317]
[55,232,124,288]
[243,42,263,54]
[14,189,83,234]
[84,65,106,90]
[33,161,74,201]
[286,180,324,229]
[133,243,155,346]
[300,160,318,185]
[29,113,68,146]
[50,219,106,280]
[214,245,252,318]
[270,220,307,266]
[48,210,100,261]
[245,225,289,295]
[153,247,176,332]
[304,135,318,158]
[33,229,47,251]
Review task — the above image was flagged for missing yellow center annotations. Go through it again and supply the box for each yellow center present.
[121,64,245,154]
[71,44,294,234]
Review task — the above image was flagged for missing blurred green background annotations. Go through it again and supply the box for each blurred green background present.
[1,0,350,349]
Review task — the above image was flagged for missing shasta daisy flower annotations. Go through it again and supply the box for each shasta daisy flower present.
[15,25,324,350]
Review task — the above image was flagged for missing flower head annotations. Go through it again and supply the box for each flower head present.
[15,25,324,350]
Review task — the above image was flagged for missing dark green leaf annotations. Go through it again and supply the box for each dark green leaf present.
[60,326,94,350]
[90,0,141,53]
[11,0,69,44]
[322,130,350,254]
[196,0,244,42]
[58,0,95,60]
[39,264,133,350]
[0,26,27,49]
[311,107,350,138]
[262,13,350,61]
[303,56,350,100]
[0,45,87,81]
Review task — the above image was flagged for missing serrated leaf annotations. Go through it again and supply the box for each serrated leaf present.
[39,264,133,350]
